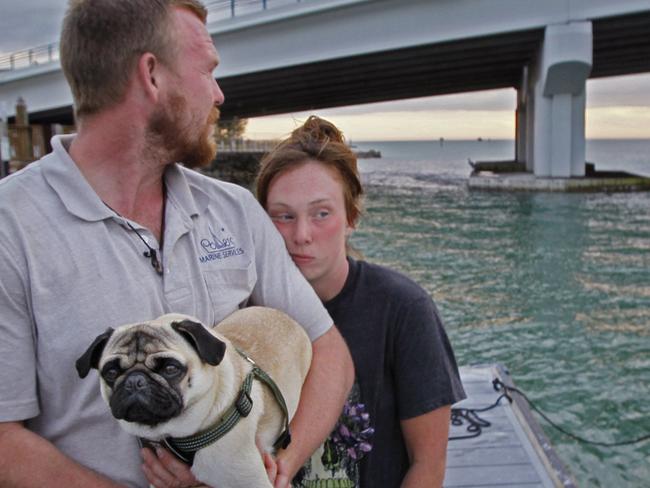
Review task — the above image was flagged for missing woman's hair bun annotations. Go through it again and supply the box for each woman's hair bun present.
[290,115,346,146]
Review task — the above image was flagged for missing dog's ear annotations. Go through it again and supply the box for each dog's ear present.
[76,328,115,378]
[171,320,226,366]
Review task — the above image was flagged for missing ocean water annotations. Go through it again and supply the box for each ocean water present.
[350,139,650,487]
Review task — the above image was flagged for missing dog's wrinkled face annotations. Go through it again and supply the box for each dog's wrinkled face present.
[101,325,188,425]
[76,316,227,429]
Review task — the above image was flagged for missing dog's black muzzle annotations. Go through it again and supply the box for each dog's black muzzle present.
[109,371,183,426]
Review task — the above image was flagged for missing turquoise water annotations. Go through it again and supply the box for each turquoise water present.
[351,140,650,487]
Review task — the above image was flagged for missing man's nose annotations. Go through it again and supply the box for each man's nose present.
[213,78,225,106]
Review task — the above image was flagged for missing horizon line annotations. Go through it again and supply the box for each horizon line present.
[246,136,650,142]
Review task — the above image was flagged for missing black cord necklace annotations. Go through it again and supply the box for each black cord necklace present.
[125,220,163,275]
[104,203,164,276]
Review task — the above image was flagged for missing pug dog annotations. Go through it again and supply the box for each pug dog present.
[76,306,312,488]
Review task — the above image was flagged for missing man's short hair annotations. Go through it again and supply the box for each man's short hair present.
[60,0,207,118]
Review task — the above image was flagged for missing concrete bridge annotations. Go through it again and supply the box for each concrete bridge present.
[1,0,649,178]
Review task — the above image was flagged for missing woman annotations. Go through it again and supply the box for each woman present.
[256,116,466,487]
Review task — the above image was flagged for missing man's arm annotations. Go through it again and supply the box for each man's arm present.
[273,325,354,488]
[0,421,124,488]
[399,406,452,488]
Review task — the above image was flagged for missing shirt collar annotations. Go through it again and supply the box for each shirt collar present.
[164,164,207,220]
[42,134,208,223]
[42,134,113,222]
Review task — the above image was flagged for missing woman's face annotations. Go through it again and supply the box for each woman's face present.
[266,161,352,300]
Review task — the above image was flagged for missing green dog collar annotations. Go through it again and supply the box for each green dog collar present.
[158,348,291,465]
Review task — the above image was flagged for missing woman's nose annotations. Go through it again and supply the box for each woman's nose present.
[293,217,312,245]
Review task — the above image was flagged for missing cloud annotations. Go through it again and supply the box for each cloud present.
[247,102,650,141]
[0,1,67,54]
[246,109,517,141]
[586,107,650,139]
[301,73,650,117]
[587,73,650,108]
[315,89,518,115]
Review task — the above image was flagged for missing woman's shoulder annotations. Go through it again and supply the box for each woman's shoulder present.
[352,258,430,302]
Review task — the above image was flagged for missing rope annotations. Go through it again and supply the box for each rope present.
[492,378,650,447]
[449,378,650,446]
[448,391,512,441]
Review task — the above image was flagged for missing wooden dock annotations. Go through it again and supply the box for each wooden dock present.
[445,364,577,488]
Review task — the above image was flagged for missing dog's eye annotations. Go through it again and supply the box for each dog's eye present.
[153,358,185,380]
[102,366,120,383]
[158,360,184,380]
[164,364,180,376]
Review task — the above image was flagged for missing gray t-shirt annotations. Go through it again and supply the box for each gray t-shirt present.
[0,135,332,487]
[293,258,466,488]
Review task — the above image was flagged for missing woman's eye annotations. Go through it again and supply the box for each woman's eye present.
[315,210,330,220]
[272,214,294,222]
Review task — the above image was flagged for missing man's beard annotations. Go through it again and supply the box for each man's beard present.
[147,93,220,169]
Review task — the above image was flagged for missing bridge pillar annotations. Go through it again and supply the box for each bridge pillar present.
[523,22,592,177]
[515,67,529,170]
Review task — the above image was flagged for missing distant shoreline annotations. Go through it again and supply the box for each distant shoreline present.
[349,137,650,143]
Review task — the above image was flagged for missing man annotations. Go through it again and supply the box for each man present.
[0,1,353,487]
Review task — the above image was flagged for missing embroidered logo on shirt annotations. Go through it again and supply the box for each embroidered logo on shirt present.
[199,226,244,263]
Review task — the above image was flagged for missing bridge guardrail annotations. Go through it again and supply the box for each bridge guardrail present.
[0,44,59,71]
[0,0,306,72]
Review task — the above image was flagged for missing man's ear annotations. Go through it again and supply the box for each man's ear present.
[171,320,226,366]
[76,328,114,378]
[136,52,161,103]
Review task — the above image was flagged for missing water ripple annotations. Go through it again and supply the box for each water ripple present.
[350,172,650,487]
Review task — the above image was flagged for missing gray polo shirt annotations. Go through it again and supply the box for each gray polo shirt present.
[0,135,332,487]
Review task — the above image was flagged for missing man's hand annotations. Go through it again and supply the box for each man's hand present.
[263,452,279,486]
[264,452,295,488]
[270,455,294,488]
[142,448,282,488]
[141,447,200,488]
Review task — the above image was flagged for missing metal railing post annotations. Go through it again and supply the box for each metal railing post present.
[0,103,9,179]
[3,0,312,71]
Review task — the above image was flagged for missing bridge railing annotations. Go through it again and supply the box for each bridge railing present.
[205,0,304,20]
[217,138,278,152]
[0,0,306,72]
[0,43,59,72]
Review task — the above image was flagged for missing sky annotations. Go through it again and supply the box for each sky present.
[1,0,649,141]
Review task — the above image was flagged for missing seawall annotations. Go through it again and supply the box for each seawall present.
[201,151,264,189]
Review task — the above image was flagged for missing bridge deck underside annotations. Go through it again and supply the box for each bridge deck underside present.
[220,29,543,118]
[22,11,650,124]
